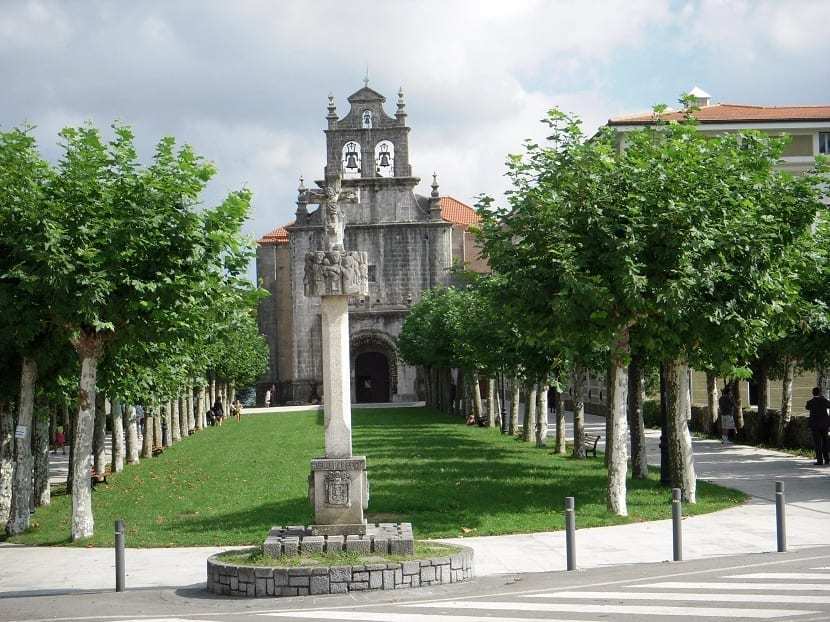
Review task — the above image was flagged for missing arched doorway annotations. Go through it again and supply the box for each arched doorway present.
[355,352,390,403]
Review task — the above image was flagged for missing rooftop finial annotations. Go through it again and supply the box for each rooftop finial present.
[431,172,439,198]
[396,86,407,122]
[298,175,306,192]
[363,64,369,88]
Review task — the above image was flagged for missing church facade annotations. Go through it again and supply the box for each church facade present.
[256,83,484,404]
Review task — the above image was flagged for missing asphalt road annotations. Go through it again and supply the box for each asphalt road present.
[4,546,830,622]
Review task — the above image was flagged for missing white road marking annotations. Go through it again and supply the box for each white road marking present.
[523,590,830,604]
[727,573,830,580]
[261,612,600,622]
[404,600,813,619]
[648,581,830,591]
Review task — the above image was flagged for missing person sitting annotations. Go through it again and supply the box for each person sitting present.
[206,406,215,427]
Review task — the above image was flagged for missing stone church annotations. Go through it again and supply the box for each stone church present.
[256,83,485,405]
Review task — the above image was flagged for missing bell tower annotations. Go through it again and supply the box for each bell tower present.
[323,83,413,182]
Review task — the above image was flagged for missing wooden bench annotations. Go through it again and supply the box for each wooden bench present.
[583,434,601,458]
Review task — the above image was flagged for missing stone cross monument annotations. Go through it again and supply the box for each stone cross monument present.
[303,176,370,535]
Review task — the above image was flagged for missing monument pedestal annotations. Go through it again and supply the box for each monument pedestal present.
[308,456,369,535]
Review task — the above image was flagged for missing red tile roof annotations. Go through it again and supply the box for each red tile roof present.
[257,196,479,245]
[258,221,293,246]
[609,104,830,126]
[440,196,480,227]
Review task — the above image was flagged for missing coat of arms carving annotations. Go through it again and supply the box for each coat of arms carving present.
[325,470,351,506]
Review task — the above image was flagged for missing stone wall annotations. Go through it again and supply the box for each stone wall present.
[207,547,474,598]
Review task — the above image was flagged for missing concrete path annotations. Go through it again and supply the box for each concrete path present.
[1,411,827,596]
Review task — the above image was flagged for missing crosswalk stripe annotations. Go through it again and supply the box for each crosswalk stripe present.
[727,572,830,580]
[403,600,812,619]
[523,590,830,604]
[647,581,830,591]
[260,612,600,622]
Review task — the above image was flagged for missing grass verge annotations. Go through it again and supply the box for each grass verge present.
[4,407,746,546]
[215,541,462,567]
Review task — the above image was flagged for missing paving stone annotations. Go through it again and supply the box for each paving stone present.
[365,563,386,571]
[369,570,383,589]
[349,581,369,591]
[289,575,310,587]
[402,561,420,575]
[282,537,300,556]
[301,535,325,554]
[256,578,267,595]
[382,569,395,588]
[421,566,435,582]
[325,535,344,552]
[352,571,369,582]
[330,582,348,594]
[274,569,288,586]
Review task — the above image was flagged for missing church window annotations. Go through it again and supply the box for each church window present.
[362,110,373,129]
[342,141,361,178]
[374,140,394,178]
[368,265,377,282]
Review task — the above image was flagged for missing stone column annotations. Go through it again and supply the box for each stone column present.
[321,295,352,458]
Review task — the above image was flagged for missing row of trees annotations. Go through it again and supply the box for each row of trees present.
[400,99,829,515]
[0,124,268,540]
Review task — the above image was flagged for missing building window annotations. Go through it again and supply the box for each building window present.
[374,140,395,177]
[341,141,361,178]
[362,110,373,129]
[820,132,830,155]
[368,265,377,282]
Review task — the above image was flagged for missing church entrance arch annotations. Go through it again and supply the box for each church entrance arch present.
[351,331,398,403]
[355,352,390,403]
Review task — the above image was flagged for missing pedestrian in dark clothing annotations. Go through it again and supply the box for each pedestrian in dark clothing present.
[806,387,830,465]
[213,399,224,427]
[718,383,736,443]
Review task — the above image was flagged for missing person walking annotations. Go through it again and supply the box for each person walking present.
[212,399,224,427]
[806,387,830,465]
[718,382,736,444]
[53,425,66,455]
[231,398,242,423]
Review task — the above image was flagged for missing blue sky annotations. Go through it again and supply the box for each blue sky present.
[2,0,828,279]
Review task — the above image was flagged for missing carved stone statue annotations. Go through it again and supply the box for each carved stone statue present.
[322,175,356,252]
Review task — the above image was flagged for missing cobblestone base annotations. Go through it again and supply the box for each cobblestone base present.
[263,522,414,556]
[206,546,473,597]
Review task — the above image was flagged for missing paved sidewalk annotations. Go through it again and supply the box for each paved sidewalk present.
[1,412,827,596]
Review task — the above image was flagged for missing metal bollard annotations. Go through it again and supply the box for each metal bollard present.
[115,519,126,592]
[775,481,787,553]
[672,488,683,562]
[565,496,576,571]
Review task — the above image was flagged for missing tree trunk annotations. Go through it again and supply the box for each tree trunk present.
[666,358,697,503]
[210,375,216,411]
[162,402,172,447]
[487,378,496,428]
[153,408,163,450]
[554,387,566,453]
[177,396,186,438]
[704,372,718,435]
[757,364,770,422]
[523,384,537,442]
[195,385,205,431]
[141,412,153,458]
[0,400,13,526]
[606,354,629,516]
[818,367,829,399]
[628,357,648,479]
[494,380,503,430]
[732,379,744,429]
[509,380,520,436]
[171,396,181,442]
[572,367,587,458]
[535,383,548,448]
[93,392,107,477]
[125,404,139,465]
[187,384,194,433]
[33,405,50,507]
[111,399,124,473]
[66,407,76,493]
[71,334,103,540]
[471,371,483,423]
[777,358,795,448]
[6,357,38,535]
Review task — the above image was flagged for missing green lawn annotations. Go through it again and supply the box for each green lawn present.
[4,407,746,547]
